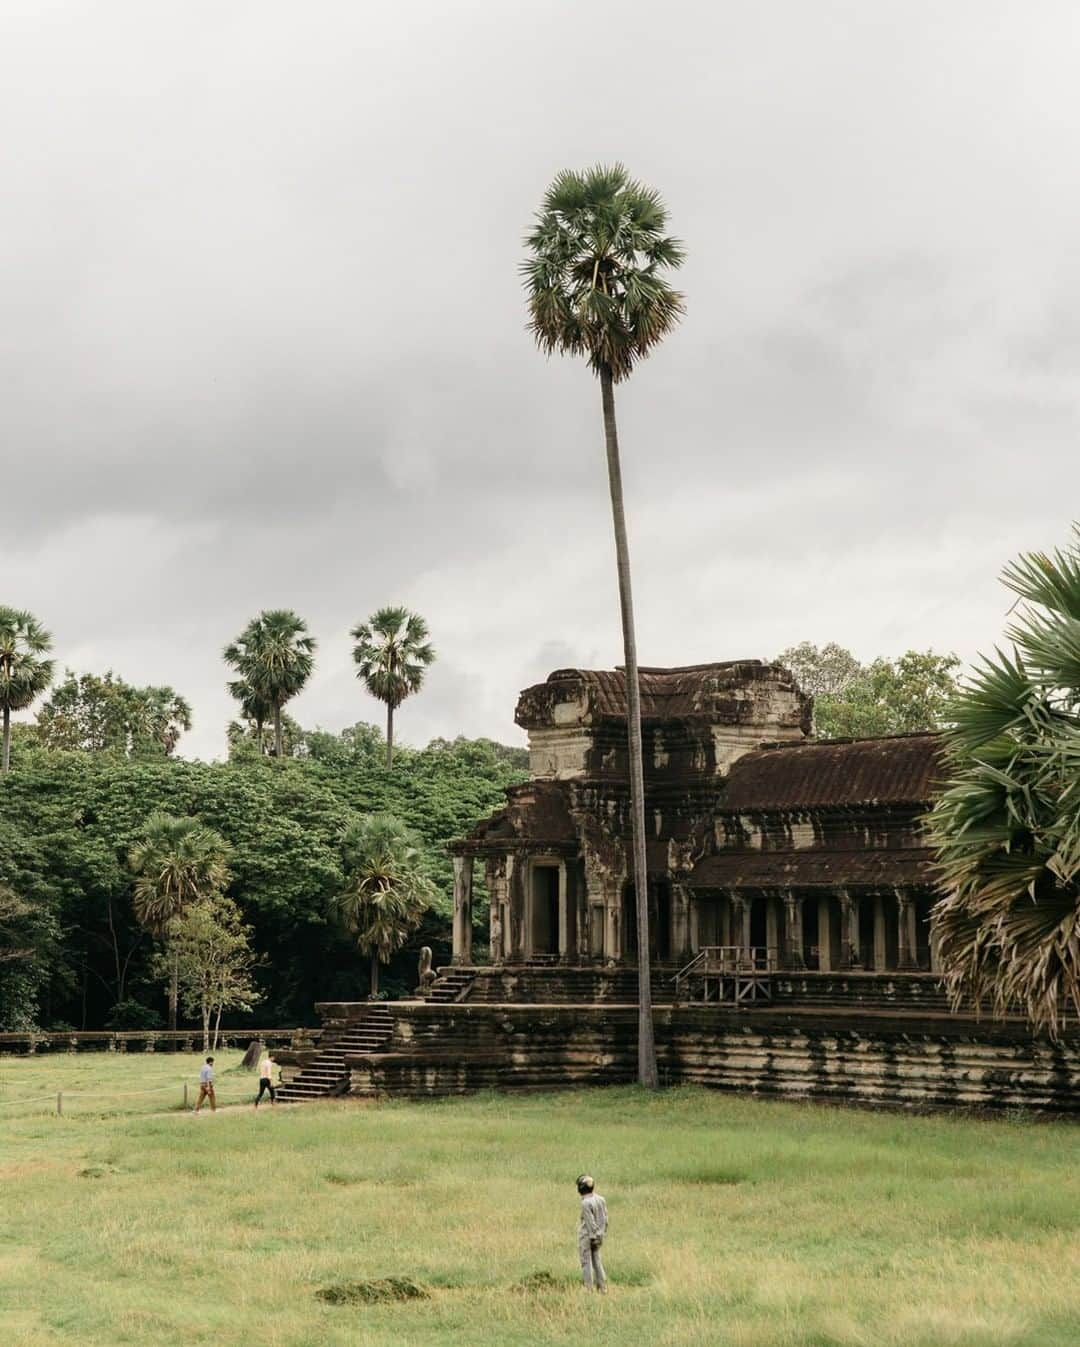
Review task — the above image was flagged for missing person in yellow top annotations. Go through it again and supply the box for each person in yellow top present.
[254,1051,277,1108]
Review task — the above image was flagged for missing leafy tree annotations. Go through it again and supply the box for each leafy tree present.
[129,813,230,1030]
[351,608,435,768]
[160,895,261,1050]
[777,643,961,739]
[928,528,1080,1034]
[302,721,386,770]
[0,882,58,1030]
[36,671,192,756]
[0,607,54,773]
[224,611,315,759]
[333,813,437,997]
[524,163,685,1089]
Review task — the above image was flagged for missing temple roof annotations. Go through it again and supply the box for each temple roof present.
[517,661,810,729]
[690,846,937,890]
[451,780,577,854]
[719,733,944,811]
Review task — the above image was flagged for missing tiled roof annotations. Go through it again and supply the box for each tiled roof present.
[690,847,937,890]
[719,733,944,811]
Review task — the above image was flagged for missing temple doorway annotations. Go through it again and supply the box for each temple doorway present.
[622,881,671,961]
[529,864,560,955]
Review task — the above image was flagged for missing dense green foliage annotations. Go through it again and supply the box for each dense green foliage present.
[37,671,192,756]
[0,727,526,1030]
[929,528,1080,1033]
[778,641,961,738]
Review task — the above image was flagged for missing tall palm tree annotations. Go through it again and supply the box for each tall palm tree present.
[351,607,435,768]
[928,526,1080,1034]
[0,607,54,774]
[129,812,230,1031]
[332,812,436,997]
[523,163,685,1088]
[224,610,315,758]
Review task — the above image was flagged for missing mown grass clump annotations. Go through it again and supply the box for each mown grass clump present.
[316,1278,429,1305]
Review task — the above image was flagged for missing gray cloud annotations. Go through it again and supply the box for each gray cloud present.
[4,0,1080,758]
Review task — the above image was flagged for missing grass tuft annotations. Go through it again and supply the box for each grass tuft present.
[315,1278,429,1305]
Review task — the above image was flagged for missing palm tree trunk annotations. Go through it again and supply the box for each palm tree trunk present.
[273,705,283,758]
[169,950,179,1033]
[2,705,10,774]
[386,703,394,769]
[370,950,380,998]
[600,363,659,1090]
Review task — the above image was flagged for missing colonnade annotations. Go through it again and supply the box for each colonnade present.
[451,852,936,973]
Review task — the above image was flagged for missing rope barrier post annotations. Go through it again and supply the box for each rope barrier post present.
[56,1091,62,1117]
[183,1082,188,1110]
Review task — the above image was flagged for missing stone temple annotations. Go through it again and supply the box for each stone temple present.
[278,660,1080,1113]
[447,661,942,976]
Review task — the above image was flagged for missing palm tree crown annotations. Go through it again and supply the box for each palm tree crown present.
[224,609,315,758]
[928,526,1080,1034]
[351,607,435,767]
[333,812,436,996]
[523,162,685,383]
[0,606,55,773]
[129,813,231,936]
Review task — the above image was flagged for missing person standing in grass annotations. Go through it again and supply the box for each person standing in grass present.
[254,1051,277,1108]
[577,1174,608,1292]
[194,1056,216,1113]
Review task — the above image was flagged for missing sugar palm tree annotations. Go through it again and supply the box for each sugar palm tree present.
[523,163,685,1088]
[129,812,231,1031]
[224,610,315,758]
[332,812,436,997]
[0,607,54,774]
[351,607,435,768]
[928,526,1080,1034]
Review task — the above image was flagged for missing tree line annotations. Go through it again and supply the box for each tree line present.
[0,603,435,771]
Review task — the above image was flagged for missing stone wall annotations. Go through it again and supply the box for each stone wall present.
[340,1002,1080,1114]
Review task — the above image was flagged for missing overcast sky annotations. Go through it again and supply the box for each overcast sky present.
[5,1,1080,759]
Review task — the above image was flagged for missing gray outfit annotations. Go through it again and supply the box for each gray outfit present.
[578,1193,608,1290]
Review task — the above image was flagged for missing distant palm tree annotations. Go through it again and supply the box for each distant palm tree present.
[0,607,54,774]
[129,812,230,1031]
[351,607,435,768]
[224,610,315,758]
[523,163,685,1089]
[929,527,1080,1035]
[333,813,436,997]
[226,678,275,755]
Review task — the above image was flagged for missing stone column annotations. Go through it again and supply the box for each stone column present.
[873,894,887,970]
[689,896,700,954]
[671,882,692,964]
[505,855,522,962]
[895,887,916,970]
[783,891,804,969]
[840,890,861,969]
[730,893,751,959]
[765,896,780,969]
[557,861,570,962]
[452,855,473,965]
[604,886,621,966]
[817,895,834,972]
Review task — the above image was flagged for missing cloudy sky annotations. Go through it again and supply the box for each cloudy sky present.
[5,1,1080,759]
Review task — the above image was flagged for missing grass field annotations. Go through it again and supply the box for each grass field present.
[3,1054,1080,1346]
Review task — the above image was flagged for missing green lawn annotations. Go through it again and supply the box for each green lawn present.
[3,1054,1080,1347]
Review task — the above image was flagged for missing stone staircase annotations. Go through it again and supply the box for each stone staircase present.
[425,968,475,1004]
[277,1005,393,1101]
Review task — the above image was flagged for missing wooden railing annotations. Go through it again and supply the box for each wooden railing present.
[673,947,778,1005]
